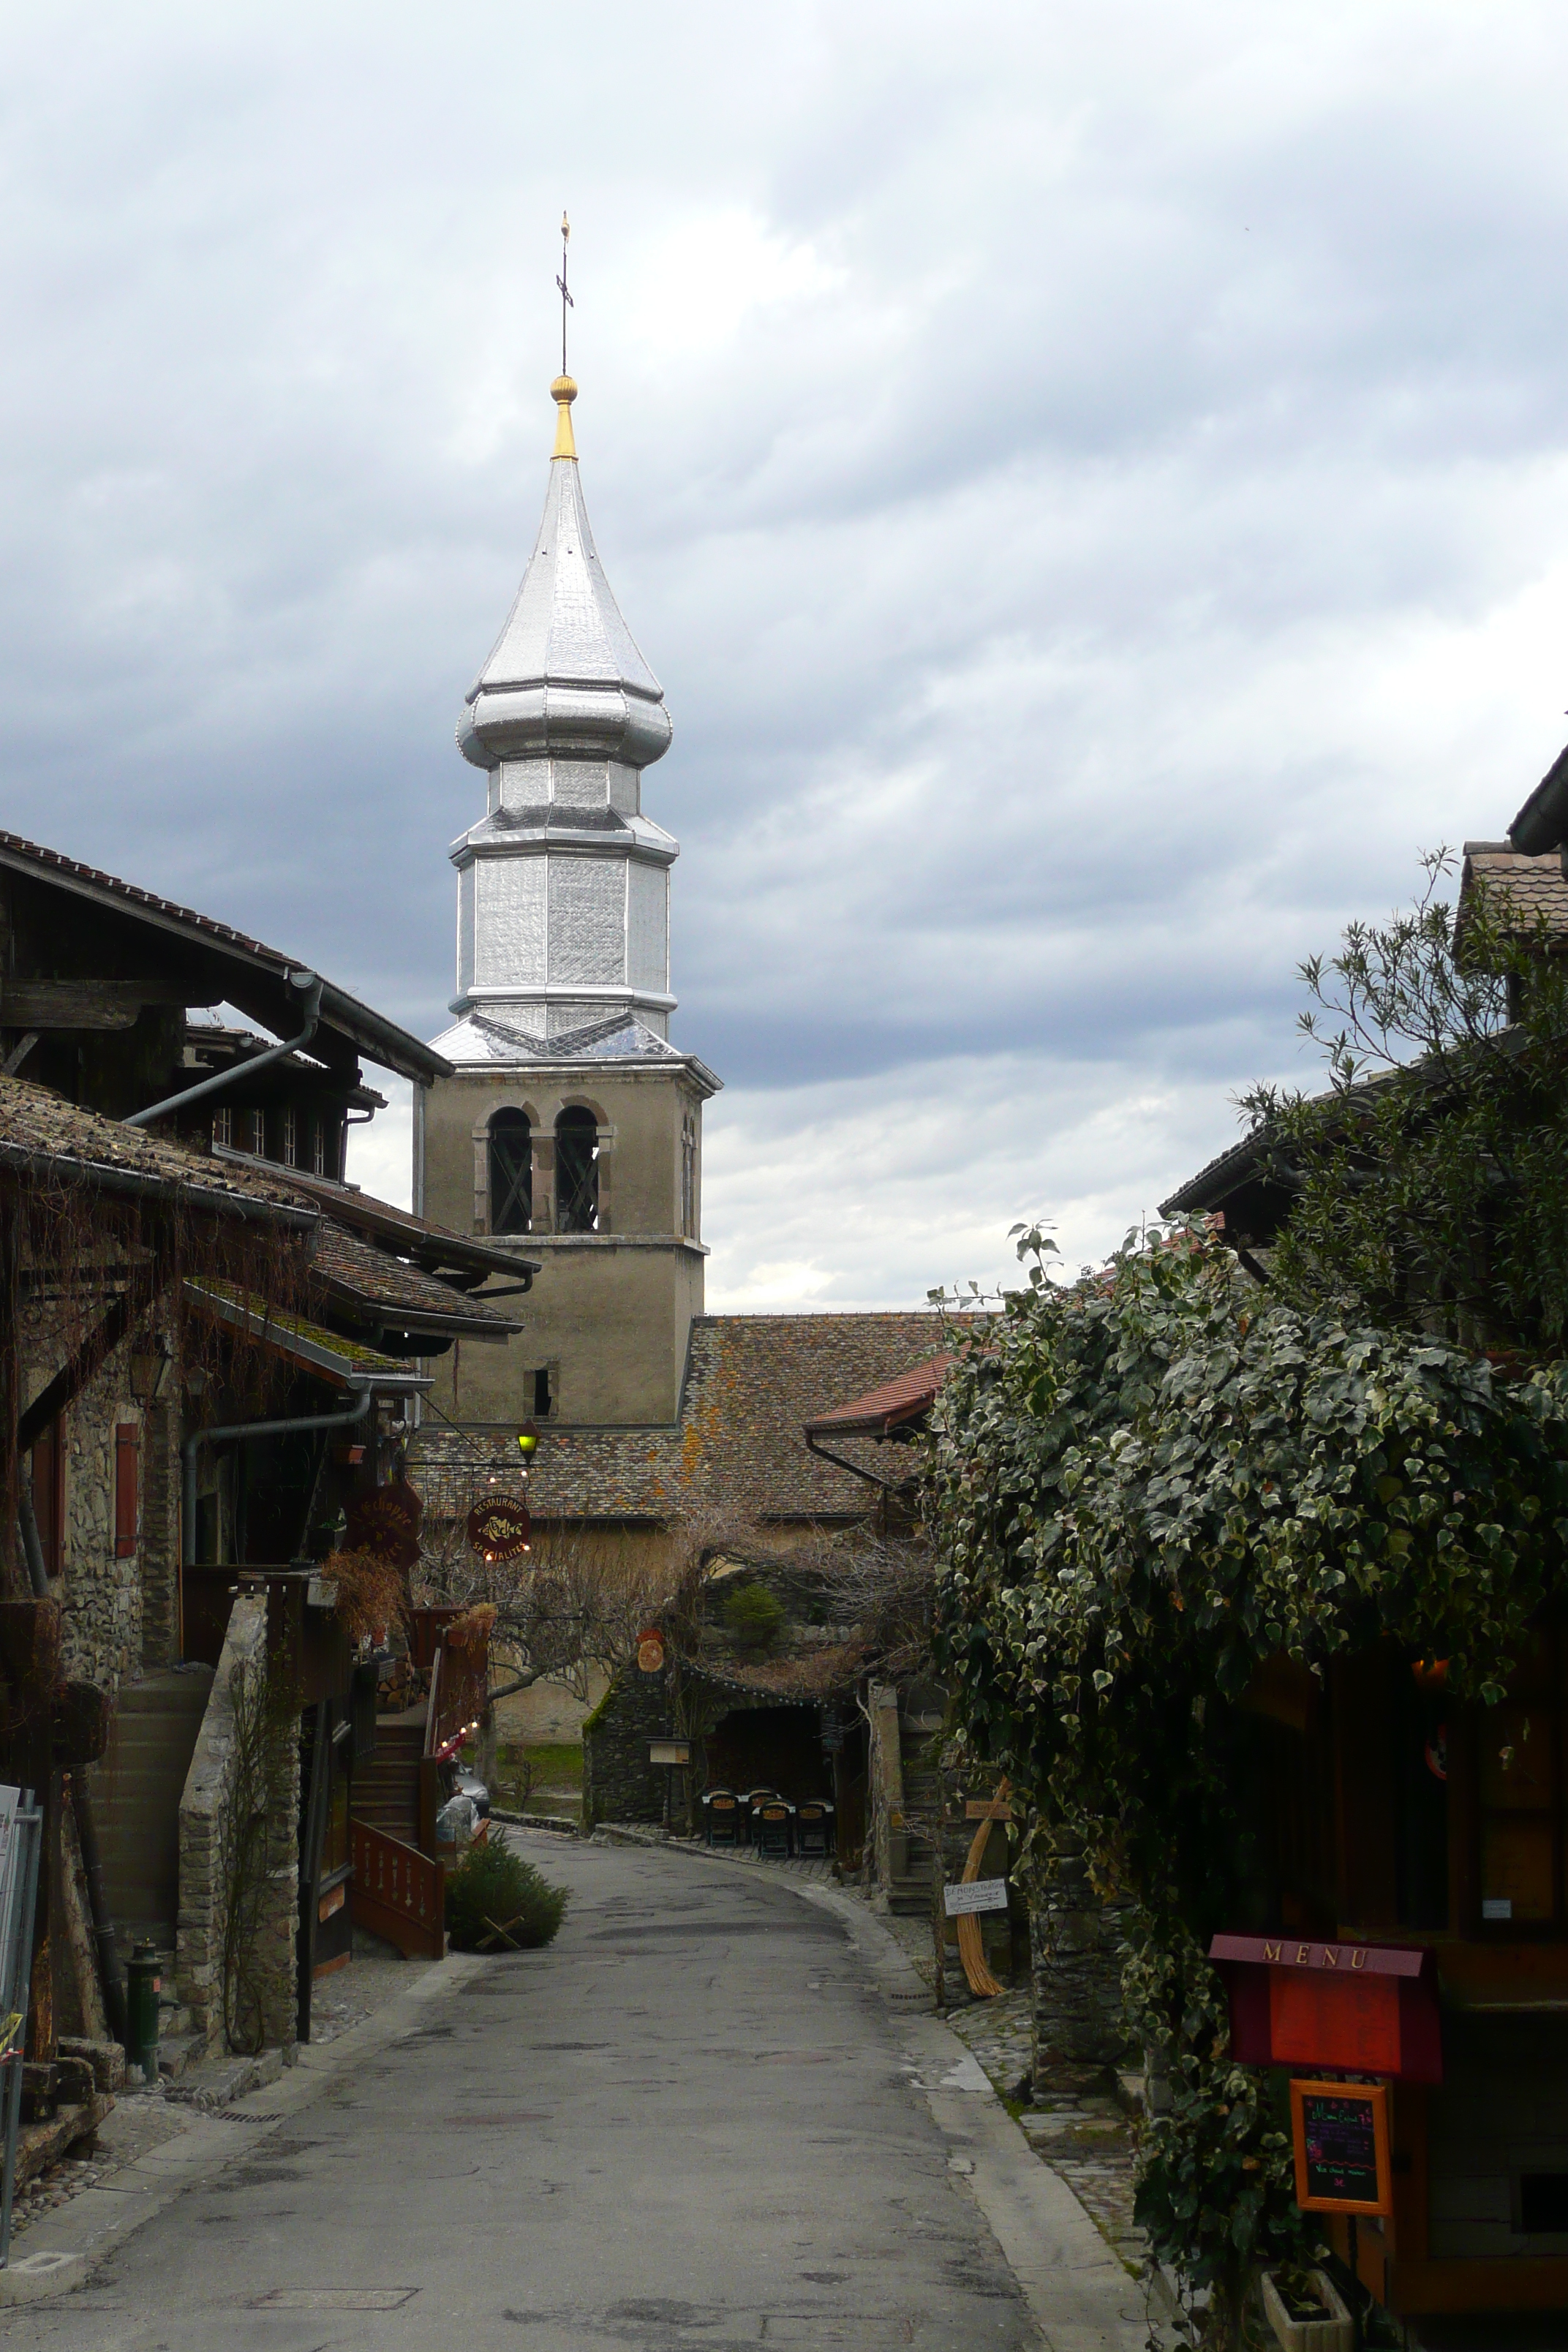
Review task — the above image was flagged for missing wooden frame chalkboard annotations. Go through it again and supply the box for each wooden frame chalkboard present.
[1289,2078,1392,2215]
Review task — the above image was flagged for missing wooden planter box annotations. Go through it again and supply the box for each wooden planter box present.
[1261,2269,1353,2352]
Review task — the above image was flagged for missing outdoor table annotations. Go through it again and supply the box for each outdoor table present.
[739,1787,782,1846]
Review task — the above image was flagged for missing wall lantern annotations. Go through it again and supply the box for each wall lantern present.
[129,1338,173,1406]
[516,1421,540,1458]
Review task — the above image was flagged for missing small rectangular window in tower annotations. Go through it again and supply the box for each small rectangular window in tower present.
[115,1422,141,1558]
[212,1105,233,1149]
[282,1105,298,1166]
[534,1366,553,1419]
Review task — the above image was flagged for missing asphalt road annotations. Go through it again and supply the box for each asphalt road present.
[3,1833,1144,2352]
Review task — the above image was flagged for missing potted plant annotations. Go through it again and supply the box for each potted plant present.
[1260,2266,1353,2352]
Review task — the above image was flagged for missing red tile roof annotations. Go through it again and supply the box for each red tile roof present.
[804,1354,954,1438]
[1460,840,1568,939]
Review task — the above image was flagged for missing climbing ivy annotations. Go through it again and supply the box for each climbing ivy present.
[929,1226,1568,2340]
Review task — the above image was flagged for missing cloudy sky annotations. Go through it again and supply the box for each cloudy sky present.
[7,1,1568,1305]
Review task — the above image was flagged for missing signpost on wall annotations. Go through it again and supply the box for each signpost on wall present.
[943,1877,1009,1917]
[0,1786,43,2268]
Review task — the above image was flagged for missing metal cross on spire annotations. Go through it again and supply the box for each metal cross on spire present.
[556,211,573,377]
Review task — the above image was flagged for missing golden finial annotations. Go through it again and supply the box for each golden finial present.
[551,372,578,459]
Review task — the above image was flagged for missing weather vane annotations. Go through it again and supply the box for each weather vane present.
[556,211,573,377]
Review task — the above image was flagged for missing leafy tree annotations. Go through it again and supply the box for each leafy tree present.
[1240,851,1568,1352]
[930,1225,1568,2343]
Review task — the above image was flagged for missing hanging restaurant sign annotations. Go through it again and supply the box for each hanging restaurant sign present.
[347,1480,423,1572]
[1209,1934,1442,2084]
[465,1497,532,1561]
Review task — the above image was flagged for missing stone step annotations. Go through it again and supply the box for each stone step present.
[95,1670,215,1938]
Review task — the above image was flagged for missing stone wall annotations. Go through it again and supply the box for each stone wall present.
[583,1662,671,1828]
[1028,1851,1134,2094]
[176,1597,299,2054]
[54,1349,143,1695]
[139,1392,179,1669]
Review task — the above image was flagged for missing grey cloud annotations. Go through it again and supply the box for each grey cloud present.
[7,3,1568,1297]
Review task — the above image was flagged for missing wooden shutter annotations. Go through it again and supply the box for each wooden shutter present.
[115,1422,141,1558]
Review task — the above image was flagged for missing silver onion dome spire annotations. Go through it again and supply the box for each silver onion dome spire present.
[456,373,674,774]
[443,363,680,1047]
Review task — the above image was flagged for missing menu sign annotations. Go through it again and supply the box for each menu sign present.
[1289,2079,1392,2215]
[1270,1964,1401,2073]
[1209,1933,1442,2084]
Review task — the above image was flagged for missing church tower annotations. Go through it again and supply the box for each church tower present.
[415,370,720,1428]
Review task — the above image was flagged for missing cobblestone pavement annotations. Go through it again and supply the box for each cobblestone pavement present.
[8,2092,190,2243]
[941,1987,1145,2277]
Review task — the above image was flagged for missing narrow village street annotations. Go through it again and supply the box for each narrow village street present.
[1,1833,1150,2352]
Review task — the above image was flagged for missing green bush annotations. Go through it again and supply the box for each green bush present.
[444,1839,568,1952]
[720,1580,786,1651]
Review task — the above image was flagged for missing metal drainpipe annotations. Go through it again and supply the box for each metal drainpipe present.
[181,1383,375,1572]
[124,972,323,1131]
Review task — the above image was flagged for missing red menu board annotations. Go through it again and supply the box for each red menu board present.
[1269,1964,1401,2073]
[1209,1934,1442,2084]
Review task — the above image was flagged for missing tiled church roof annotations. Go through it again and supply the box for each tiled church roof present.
[411,1311,979,1523]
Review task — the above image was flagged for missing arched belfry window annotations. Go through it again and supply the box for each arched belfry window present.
[488,1109,532,1235]
[555,1106,599,1234]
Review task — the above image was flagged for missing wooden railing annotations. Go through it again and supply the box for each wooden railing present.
[423,1637,491,1761]
[349,1817,445,1960]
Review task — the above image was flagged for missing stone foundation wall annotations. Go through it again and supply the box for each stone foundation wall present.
[139,1392,179,1669]
[1028,1851,1134,2094]
[177,1597,299,2054]
[583,1664,671,1828]
[55,1352,143,1695]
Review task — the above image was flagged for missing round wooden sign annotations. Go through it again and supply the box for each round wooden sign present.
[466,1496,532,1561]
[346,1480,423,1572]
[636,1631,666,1674]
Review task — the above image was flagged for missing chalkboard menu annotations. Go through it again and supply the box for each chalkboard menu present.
[1289,2079,1391,2215]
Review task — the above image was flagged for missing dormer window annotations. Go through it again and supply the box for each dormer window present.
[212,1106,233,1149]
[249,1109,265,1158]
[312,1117,327,1176]
[282,1106,298,1167]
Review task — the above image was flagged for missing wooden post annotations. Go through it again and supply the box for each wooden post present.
[930,1820,946,2013]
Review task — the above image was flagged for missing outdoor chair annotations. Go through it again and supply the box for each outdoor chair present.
[702,1788,741,1847]
[794,1799,834,1858]
[752,1799,796,1859]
